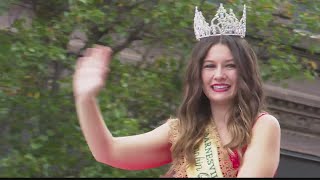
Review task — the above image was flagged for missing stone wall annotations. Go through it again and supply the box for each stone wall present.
[264,84,320,158]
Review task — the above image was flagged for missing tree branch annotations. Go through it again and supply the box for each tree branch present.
[102,21,145,54]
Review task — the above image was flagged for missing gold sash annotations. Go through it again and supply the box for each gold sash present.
[186,131,223,178]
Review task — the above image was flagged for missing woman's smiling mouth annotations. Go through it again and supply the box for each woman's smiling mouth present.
[211,84,231,92]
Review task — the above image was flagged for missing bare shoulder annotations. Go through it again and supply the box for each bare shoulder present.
[254,113,281,132]
[238,115,281,177]
[148,118,179,140]
[251,113,281,144]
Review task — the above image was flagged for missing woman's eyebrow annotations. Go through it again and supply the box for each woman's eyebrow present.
[203,60,214,63]
[225,59,235,63]
[203,59,234,62]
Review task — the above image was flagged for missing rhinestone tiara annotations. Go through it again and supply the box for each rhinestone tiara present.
[194,3,246,40]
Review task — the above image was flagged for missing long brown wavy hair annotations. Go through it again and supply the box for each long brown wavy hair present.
[170,35,265,167]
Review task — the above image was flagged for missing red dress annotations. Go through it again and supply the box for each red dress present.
[165,112,271,178]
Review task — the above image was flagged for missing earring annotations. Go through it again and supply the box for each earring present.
[238,104,243,114]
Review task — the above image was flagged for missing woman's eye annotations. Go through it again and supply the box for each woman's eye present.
[204,64,215,68]
[226,64,236,68]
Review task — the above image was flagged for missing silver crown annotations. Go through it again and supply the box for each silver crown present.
[194,3,246,40]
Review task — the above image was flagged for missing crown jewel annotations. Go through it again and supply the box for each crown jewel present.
[194,3,246,40]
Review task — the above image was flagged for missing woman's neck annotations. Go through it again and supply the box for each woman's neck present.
[210,102,232,126]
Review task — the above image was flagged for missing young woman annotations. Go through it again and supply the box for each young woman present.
[73,4,281,178]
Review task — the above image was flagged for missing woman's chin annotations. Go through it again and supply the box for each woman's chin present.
[209,96,235,105]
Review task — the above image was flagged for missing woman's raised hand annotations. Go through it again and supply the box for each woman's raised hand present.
[72,45,172,170]
[73,45,113,97]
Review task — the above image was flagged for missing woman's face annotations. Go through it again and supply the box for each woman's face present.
[201,43,238,105]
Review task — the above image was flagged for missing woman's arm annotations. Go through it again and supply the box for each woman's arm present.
[237,114,281,177]
[73,45,172,170]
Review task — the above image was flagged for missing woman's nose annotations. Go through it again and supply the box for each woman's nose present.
[214,67,226,81]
